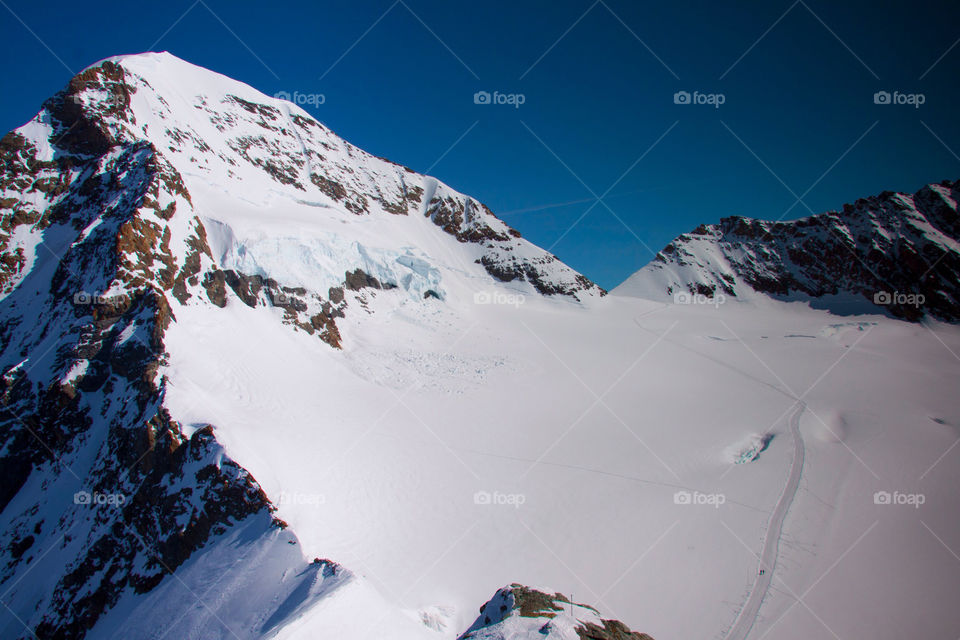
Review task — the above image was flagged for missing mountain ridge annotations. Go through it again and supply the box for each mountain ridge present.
[0,52,635,640]
[614,179,960,322]
[1,51,958,640]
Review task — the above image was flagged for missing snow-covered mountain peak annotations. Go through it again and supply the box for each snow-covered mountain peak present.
[3,52,960,640]
[12,51,602,313]
[614,180,960,321]
[0,52,605,640]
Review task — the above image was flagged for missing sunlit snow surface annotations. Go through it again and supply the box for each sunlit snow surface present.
[120,53,958,640]
[5,52,956,639]
[162,286,960,639]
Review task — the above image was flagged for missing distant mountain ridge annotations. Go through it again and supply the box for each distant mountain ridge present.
[614,180,960,322]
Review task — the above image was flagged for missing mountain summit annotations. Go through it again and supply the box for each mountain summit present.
[0,52,628,640]
[1,51,602,309]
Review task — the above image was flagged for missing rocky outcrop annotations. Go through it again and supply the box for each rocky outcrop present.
[617,180,960,322]
[0,62,282,640]
[460,584,654,640]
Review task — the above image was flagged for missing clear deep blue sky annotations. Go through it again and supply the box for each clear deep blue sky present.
[1,0,958,289]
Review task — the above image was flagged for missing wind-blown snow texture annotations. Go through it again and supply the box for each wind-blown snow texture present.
[1,52,959,640]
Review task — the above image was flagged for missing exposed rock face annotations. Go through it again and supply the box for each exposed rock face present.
[422,192,604,297]
[0,53,609,639]
[616,180,960,322]
[0,62,289,639]
[344,267,383,291]
[460,584,654,640]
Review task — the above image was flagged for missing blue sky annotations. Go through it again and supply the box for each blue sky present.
[1,0,958,289]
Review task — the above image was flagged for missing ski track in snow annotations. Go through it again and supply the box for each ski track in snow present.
[634,311,808,640]
[725,401,805,640]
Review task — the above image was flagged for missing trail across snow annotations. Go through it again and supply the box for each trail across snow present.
[634,311,808,639]
[725,401,806,640]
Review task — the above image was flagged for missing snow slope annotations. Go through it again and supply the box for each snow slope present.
[0,51,607,640]
[0,52,958,640]
[163,283,960,639]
